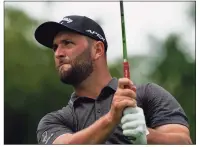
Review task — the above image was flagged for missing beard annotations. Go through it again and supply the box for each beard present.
[57,47,93,86]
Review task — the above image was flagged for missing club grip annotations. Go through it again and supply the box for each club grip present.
[123,61,130,79]
[123,61,136,92]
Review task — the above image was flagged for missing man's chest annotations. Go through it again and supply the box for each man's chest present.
[72,96,132,144]
[74,96,112,130]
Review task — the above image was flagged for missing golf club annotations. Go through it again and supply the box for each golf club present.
[120,0,145,142]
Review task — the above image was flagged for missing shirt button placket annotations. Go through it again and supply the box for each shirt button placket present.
[96,101,102,119]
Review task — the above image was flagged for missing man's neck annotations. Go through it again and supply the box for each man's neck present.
[74,71,112,99]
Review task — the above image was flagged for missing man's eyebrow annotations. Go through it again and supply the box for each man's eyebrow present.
[52,39,73,46]
[52,39,63,46]
[61,39,73,43]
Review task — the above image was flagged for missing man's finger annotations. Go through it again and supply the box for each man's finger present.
[118,89,136,99]
[118,78,133,89]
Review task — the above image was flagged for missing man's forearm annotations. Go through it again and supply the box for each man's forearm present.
[59,113,116,144]
[147,128,192,144]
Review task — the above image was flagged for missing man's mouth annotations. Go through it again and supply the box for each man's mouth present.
[58,62,69,67]
[58,63,72,70]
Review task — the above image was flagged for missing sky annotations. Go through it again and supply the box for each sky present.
[5,1,195,64]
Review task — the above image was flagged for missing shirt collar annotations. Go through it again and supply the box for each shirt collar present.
[107,77,118,91]
[68,77,118,105]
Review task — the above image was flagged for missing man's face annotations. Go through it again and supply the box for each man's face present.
[53,31,94,86]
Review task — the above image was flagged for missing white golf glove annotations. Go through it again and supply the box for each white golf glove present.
[121,107,149,144]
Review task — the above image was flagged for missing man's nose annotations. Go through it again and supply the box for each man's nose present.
[55,46,65,58]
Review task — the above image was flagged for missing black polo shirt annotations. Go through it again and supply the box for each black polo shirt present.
[37,78,189,144]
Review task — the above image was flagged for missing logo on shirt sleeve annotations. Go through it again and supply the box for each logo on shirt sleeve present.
[41,131,54,144]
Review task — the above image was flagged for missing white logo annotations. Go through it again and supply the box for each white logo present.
[41,131,54,144]
[62,17,73,23]
[85,30,105,42]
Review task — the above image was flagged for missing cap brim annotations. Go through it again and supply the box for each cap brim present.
[34,21,72,49]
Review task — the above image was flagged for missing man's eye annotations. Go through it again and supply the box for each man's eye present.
[62,40,73,46]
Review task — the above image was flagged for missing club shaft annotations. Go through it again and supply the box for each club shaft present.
[120,1,128,61]
[120,3,143,139]
[120,1,130,79]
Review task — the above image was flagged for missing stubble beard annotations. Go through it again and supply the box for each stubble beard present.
[58,48,93,86]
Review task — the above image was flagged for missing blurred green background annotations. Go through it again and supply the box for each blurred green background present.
[4,2,196,144]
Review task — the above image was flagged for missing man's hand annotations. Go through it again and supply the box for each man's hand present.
[121,107,148,144]
[107,78,137,125]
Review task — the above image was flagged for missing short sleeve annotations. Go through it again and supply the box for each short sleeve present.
[142,83,189,129]
[36,106,74,144]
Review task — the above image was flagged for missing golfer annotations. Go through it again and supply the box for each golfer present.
[34,15,192,144]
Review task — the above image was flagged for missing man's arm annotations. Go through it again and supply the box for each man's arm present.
[53,78,136,144]
[139,83,192,144]
[147,124,192,144]
[39,108,117,145]
[53,112,115,144]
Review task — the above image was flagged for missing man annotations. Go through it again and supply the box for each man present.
[34,15,192,144]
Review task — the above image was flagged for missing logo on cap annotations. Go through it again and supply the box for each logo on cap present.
[86,30,105,42]
[62,17,73,23]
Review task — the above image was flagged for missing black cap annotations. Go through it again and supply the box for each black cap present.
[34,15,108,51]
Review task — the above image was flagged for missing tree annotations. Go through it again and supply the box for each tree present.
[4,7,73,143]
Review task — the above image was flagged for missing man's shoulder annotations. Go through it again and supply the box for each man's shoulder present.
[136,82,164,94]
[136,82,167,105]
[136,82,178,107]
[136,82,155,95]
[38,105,73,128]
[36,105,76,142]
[136,82,159,89]
[43,105,72,119]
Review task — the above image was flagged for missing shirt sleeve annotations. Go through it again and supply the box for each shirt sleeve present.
[36,106,74,144]
[141,83,189,129]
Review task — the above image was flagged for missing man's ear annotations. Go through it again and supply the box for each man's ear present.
[92,41,105,60]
